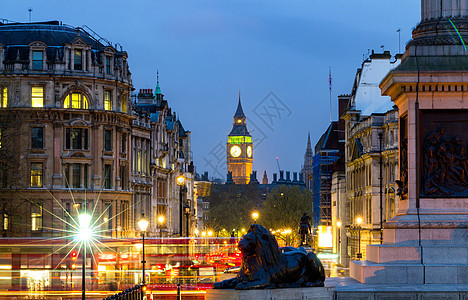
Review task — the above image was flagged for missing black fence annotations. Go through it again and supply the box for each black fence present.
[103,284,146,300]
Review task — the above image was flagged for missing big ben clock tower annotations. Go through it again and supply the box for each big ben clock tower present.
[227,94,253,184]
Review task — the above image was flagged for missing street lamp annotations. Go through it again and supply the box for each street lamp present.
[336,220,342,263]
[251,211,259,224]
[138,213,149,285]
[158,215,165,238]
[184,202,191,237]
[77,212,92,300]
[356,217,363,260]
[176,175,187,237]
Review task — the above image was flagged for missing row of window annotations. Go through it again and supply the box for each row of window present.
[32,49,113,75]
[30,162,123,190]
[2,205,42,232]
[1,201,130,233]
[0,87,127,112]
[27,127,128,153]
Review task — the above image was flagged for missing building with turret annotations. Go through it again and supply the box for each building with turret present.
[226,94,253,184]
[301,133,313,192]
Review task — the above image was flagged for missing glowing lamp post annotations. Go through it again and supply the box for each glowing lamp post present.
[138,213,149,285]
[77,212,92,300]
[184,202,191,237]
[176,175,187,236]
[251,212,259,224]
[336,220,342,263]
[158,215,165,238]
[356,217,363,259]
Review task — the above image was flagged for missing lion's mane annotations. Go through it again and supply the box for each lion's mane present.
[236,224,285,282]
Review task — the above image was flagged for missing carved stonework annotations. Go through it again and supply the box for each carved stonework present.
[421,110,468,197]
[397,116,408,200]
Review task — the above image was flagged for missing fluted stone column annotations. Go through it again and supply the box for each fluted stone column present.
[421,0,468,21]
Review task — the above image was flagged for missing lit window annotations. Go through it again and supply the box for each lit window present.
[64,93,88,109]
[121,96,127,113]
[30,163,43,188]
[104,91,112,110]
[1,87,7,108]
[137,150,141,173]
[104,130,112,151]
[32,51,43,70]
[31,127,43,149]
[31,205,42,231]
[74,50,82,71]
[31,87,44,107]
[106,56,111,75]
[3,214,8,231]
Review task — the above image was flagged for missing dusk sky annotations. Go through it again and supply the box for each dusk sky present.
[3,1,420,180]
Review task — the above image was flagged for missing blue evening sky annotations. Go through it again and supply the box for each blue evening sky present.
[3,1,420,181]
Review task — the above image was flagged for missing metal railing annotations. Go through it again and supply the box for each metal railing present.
[104,284,146,300]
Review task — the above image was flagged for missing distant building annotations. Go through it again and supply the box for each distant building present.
[262,170,268,185]
[194,172,211,232]
[312,96,347,229]
[301,133,313,192]
[226,95,253,184]
[270,170,306,189]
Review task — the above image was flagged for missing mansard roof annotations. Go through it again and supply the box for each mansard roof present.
[0,21,111,52]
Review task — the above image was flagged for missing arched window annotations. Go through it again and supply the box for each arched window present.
[121,96,127,113]
[64,93,89,109]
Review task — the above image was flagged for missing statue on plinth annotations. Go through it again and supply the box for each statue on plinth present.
[213,224,325,290]
[299,212,311,246]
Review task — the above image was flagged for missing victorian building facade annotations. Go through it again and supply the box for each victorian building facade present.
[0,20,194,239]
[335,51,401,266]
[0,21,134,238]
[134,84,194,237]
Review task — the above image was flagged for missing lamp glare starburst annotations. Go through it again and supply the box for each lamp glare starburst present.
[74,213,95,243]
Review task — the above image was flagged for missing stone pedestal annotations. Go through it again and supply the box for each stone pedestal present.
[349,0,468,284]
[205,287,335,300]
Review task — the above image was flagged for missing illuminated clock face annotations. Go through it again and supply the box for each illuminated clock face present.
[247,146,252,157]
[230,145,242,157]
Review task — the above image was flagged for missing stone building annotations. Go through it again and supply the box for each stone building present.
[0,20,133,237]
[338,51,401,265]
[0,20,194,239]
[134,81,194,237]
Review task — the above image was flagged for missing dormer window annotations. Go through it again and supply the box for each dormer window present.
[105,56,111,75]
[64,92,89,109]
[74,50,82,71]
[32,51,43,70]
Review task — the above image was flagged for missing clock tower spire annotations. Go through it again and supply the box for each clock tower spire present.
[227,92,253,184]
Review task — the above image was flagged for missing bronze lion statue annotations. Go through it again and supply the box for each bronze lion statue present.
[213,224,325,290]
